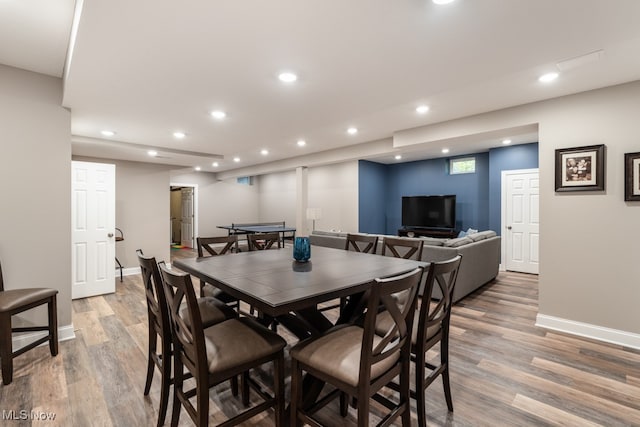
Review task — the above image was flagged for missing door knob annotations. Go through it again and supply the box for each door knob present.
[507,226,512,230]
[108,233,114,237]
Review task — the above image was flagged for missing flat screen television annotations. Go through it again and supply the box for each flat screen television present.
[402,195,456,229]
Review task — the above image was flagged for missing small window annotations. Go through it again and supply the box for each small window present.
[236,176,253,185]
[450,157,476,175]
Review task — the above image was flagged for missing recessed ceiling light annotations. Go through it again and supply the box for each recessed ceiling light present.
[502,139,512,145]
[212,162,219,167]
[395,155,402,160]
[416,105,430,114]
[297,139,306,147]
[261,149,269,156]
[101,130,116,137]
[148,150,158,157]
[442,148,450,154]
[194,166,201,171]
[210,110,227,119]
[347,127,358,135]
[278,72,298,83]
[233,157,240,162]
[539,72,559,83]
[433,0,455,4]
[173,131,186,139]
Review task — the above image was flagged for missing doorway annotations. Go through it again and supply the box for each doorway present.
[170,183,198,249]
[71,160,116,299]
[501,168,539,274]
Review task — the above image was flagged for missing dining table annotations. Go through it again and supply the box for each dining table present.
[172,244,426,420]
[172,245,425,337]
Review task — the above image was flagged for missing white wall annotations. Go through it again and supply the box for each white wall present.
[0,65,72,328]
[255,161,359,233]
[308,161,359,232]
[170,170,260,237]
[74,157,173,268]
[394,80,640,345]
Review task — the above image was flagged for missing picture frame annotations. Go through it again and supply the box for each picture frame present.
[624,152,640,201]
[555,144,605,192]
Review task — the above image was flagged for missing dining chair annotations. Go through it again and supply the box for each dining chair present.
[319,233,381,313]
[196,236,240,311]
[136,250,237,427]
[381,236,424,260]
[290,267,424,427]
[0,259,58,385]
[412,255,462,427]
[247,232,280,251]
[383,255,462,427]
[345,233,379,254]
[159,263,286,427]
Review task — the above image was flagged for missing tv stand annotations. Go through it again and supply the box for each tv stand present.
[398,227,458,239]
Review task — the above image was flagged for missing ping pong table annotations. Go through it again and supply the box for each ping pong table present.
[217,222,296,249]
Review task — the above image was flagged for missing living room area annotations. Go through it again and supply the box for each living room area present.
[3,1,640,424]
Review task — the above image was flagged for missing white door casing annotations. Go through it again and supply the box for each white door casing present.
[180,187,195,248]
[502,169,539,274]
[71,161,116,299]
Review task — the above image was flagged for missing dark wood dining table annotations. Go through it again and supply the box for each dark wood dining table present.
[172,245,425,337]
[172,245,426,421]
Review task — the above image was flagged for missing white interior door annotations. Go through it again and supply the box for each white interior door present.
[502,169,539,274]
[71,161,116,299]
[181,187,194,248]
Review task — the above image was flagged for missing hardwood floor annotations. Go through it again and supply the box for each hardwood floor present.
[1,248,639,426]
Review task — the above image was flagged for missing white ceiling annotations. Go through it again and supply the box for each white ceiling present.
[3,0,640,173]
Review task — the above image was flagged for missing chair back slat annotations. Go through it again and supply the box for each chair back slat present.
[136,250,168,333]
[345,234,378,254]
[360,267,423,381]
[158,263,206,370]
[381,236,424,260]
[417,256,462,344]
[197,235,237,257]
[247,232,280,251]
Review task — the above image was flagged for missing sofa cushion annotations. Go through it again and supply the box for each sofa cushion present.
[312,230,348,237]
[419,236,445,247]
[467,232,487,242]
[443,236,473,247]
[476,230,497,239]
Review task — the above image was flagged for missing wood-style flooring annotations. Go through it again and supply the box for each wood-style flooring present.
[1,247,639,426]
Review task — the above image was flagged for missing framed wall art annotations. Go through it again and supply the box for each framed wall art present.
[555,144,605,192]
[624,152,640,201]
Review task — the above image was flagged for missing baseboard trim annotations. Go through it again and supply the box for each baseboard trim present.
[12,324,76,351]
[118,266,141,277]
[536,314,640,350]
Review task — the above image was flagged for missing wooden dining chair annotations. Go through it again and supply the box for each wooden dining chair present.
[136,250,237,427]
[381,236,424,260]
[196,236,240,311]
[383,255,462,427]
[0,259,58,385]
[158,263,286,427]
[247,232,280,251]
[319,233,381,313]
[412,255,462,427]
[290,267,424,427]
[345,233,379,254]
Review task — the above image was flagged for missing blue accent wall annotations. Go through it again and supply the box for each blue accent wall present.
[357,143,539,236]
[385,153,490,234]
[358,160,387,233]
[488,143,539,235]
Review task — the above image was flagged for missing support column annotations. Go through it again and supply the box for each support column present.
[296,166,309,237]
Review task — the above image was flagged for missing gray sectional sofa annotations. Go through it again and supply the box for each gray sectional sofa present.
[309,230,501,303]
